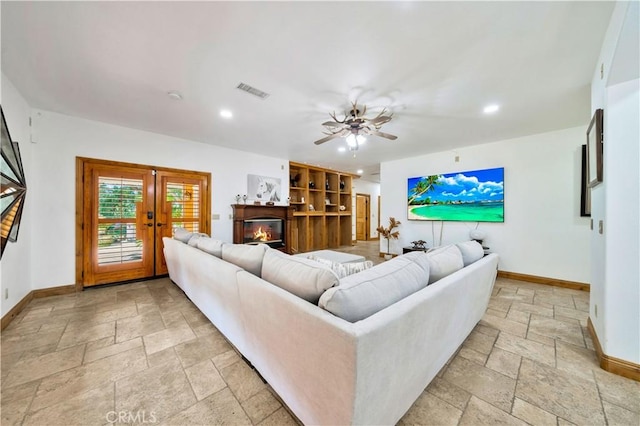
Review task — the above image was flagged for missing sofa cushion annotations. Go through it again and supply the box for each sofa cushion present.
[308,256,374,278]
[187,233,209,247]
[427,244,464,284]
[262,249,339,304]
[456,240,484,266]
[173,227,193,243]
[318,251,430,322]
[196,237,225,258]
[222,243,269,277]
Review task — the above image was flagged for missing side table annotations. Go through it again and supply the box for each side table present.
[403,246,428,254]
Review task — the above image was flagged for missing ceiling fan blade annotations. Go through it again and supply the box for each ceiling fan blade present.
[365,115,392,125]
[322,121,344,128]
[314,133,343,145]
[371,131,398,140]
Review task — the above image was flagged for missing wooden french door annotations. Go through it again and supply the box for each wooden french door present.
[78,158,210,287]
[154,170,209,275]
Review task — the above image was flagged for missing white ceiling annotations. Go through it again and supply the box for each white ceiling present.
[1,1,614,181]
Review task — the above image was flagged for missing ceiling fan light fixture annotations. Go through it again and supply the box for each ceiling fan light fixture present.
[313,101,397,146]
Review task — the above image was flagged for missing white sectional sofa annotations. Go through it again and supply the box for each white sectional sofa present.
[163,235,499,425]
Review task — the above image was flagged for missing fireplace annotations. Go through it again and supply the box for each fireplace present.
[243,218,284,248]
[232,204,294,254]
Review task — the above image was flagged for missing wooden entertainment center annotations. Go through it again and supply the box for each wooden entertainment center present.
[288,162,357,253]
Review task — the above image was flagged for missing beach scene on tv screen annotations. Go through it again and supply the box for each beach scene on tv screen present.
[407,167,504,222]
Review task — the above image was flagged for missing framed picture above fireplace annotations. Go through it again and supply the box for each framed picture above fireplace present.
[248,174,282,203]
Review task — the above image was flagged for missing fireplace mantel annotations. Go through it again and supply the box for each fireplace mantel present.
[232,204,294,254]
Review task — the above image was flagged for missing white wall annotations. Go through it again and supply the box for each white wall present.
[352,178,381,239]
[381,126,590,282]
[29,109,288,290]
[604,78,639,362]
[0,75,34,317]
[589,1,639,364]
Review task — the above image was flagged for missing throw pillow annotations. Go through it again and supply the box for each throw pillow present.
[221,243,269,277]
[426,244,464,284]
[318,251,430,322]
[308,256,374,279]
[196,237,225,258]
[262,249,339,304]
[455,240,484,266]
[173,227,193,243]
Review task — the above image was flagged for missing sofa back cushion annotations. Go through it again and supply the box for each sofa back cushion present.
[455,240,484,266]
[318,251,431,322]
[262,249,339,304]
[427,244,464,284]
[222,243,269,277]
[187,233,209,247]
[173,227,193,243]
[196,237,225,258]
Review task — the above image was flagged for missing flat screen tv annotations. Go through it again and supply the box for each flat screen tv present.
[407,167,504,222]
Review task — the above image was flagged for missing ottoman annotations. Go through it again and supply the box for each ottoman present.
[295,250,366,264]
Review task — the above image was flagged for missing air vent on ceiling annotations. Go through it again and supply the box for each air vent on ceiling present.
[236,82,270,100]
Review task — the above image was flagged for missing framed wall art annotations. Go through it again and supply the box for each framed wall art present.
[247,174,281,203]
[1,105,28,258]
[580,144,591,217]
[587,108,603,188]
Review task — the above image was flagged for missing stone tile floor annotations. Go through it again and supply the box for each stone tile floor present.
[1,241,638,425]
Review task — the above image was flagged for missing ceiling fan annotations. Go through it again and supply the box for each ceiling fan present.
[313,101,397,147]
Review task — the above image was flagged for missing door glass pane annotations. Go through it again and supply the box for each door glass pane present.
[99,177,143,219]
[167,182,200,234]
[97,176,143,265]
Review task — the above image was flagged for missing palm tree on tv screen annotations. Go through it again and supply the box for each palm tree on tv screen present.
[408,175,440,205]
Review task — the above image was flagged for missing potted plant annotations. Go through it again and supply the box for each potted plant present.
[377,217,401,260]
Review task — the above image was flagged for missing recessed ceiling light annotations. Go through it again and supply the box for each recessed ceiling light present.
[483,104,500,114]
[220,110,233,119]
[357,169,363,174]
[167,91,183,101]
[338,147,346,153]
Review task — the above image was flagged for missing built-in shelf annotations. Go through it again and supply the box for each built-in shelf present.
[288,162,356,253]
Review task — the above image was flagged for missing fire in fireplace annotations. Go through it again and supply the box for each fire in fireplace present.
[243,218,284,248]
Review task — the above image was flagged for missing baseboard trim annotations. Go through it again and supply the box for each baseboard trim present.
[588,318,640,382]
[1,284,76,331]
[33,284,76,299]
[1,291,34,331]
[497,270,589,292]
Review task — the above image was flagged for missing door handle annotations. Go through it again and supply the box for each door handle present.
[156,223,164,227]
[145,223,153,227]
